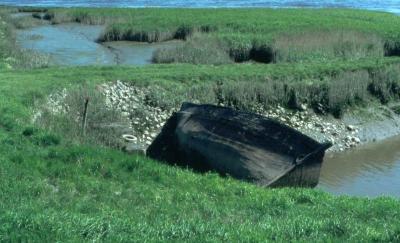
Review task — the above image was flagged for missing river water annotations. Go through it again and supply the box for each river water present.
[1,0,400,14]
[318,136,400,197]
[16,24,179,66]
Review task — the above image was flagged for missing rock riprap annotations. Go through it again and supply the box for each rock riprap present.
[99,80,174,146]
[37,80,362,152]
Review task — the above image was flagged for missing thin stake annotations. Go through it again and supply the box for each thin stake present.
[82,97,89,136]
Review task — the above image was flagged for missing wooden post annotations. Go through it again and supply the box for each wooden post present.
[82,97,89,136]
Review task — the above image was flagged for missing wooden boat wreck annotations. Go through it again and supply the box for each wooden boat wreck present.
[147,103,332,188]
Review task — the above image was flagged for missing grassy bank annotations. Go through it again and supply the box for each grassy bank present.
[45,8,400,63]
[3,57,400,117]
[1,64,400,241]
[1,6,400,241]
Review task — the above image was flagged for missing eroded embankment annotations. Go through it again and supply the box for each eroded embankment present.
[37,80,400,154]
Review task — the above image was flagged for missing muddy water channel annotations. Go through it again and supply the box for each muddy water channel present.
[16,23,179,66]
[318,135,400,197]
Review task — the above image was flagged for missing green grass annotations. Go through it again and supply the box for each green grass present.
[1,65,400,241]
[152,34,233,65]
[2,58,400,117]
[46,8,400,63]
[2,148,400,242]
[2,136,400,241]
[2,60,400,241]
[1,6,400,241]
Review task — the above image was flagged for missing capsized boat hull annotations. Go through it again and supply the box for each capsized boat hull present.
[147,103,332,188]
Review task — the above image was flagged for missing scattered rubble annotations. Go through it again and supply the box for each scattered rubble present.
[98,80,174,146]
[38,80,363,152]
[255,104,362,152]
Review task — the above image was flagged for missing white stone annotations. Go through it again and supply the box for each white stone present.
[346,125,356,131]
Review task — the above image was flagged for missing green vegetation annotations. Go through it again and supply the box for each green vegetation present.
[4,58,399,118]
[153,34,233,64]
[11,15,44,29]
[1,6,400,241]
[47,8,400,63]
[1,65,400,241]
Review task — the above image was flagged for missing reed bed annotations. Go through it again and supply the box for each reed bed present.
[152,34,233,64]
[185,64,400,118]
[272,30,385,63]
[45,8,400,63]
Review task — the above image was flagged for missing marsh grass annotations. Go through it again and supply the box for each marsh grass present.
[369,64,400,103]
[153,34,233,64]
[185,65,400,117]
[152,30,385,65]
[97,24,213,43]
[17,7,48,13]
[327,70,371,117]
[45,8,400,64]
[98,24,176,42]
[272,30,385,63]
[9,49,50,69]
[10,16,43,29]
[143,29,387,65]
[82,63,398,119]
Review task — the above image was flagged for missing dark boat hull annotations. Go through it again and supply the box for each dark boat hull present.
[147,103,332,188]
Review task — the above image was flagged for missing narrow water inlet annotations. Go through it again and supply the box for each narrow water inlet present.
[16,23,181,66]
[318,135,400,198]
[10,12,34,18]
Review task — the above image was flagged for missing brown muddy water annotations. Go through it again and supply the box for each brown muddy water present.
[16,23,180,66]
[318,135,400,197]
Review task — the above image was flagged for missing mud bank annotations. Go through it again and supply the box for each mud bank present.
[253,104,400,153]
[298,105,400,153]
